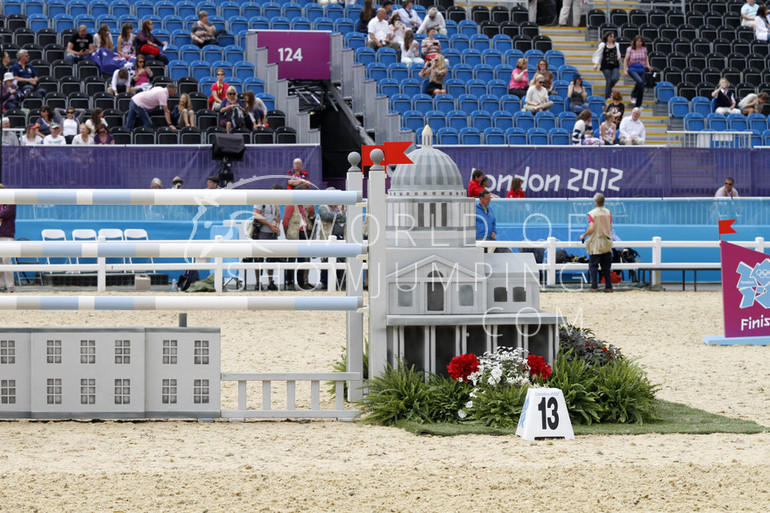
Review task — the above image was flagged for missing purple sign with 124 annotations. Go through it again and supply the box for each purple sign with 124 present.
[255,30,331,80]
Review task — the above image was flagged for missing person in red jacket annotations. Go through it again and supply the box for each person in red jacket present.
[467,169,485,197]
[506,177,526,198]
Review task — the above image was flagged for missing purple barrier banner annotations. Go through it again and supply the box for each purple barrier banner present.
[437,146,766,198]
[254,30,331,80]
[720,241,770,338]
[1,145,322,190]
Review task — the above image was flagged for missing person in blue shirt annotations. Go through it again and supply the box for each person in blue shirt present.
[476,190,512,252]
[9,49,47,97]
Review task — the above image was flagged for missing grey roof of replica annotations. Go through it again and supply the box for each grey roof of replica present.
[390,125,463,191]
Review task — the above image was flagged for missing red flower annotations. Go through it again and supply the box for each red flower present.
[447,353,479,382]
[527,354,552,379]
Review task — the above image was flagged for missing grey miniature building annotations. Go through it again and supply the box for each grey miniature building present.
[382,129,561,376]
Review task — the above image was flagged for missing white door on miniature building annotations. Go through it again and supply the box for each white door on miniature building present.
[426,271,445,312]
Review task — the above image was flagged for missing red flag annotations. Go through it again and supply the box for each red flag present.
[361,141,413,169]
[718,219,737,239]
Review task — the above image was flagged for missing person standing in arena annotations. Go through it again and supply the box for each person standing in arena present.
[581,193,614,293]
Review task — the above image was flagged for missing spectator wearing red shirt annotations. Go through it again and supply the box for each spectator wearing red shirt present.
[506,177,526,198]
[467,169,485,197]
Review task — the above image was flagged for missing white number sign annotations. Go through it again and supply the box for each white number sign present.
[516,388,575,441]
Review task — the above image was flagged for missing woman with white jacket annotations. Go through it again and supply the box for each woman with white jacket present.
[592,32,622,100]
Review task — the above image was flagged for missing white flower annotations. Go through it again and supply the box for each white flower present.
[465,400,473,409]
[457,409,467,419]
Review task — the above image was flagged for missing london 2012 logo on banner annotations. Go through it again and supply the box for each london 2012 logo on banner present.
[720,241,770,338]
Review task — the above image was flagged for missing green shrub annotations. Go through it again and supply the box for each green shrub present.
[594,357,660,424]
[357,361,431,426]
[425,375,472,423]
[558,324,622,368]
[328,343,369,399]
[468,385,529,428]
[549,351,601,425]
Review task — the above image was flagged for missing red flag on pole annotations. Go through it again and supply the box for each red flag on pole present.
[718,219,737,239]
[361,141,413,169]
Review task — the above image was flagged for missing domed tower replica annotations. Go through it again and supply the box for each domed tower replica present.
[374,127,561,377]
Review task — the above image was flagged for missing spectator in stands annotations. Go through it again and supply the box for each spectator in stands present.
[0,184,16,293]
[568,75,587,114]
[715,177,739,198]
[35,105,55,137]
[43,123,67,145]
[507,177,526,198]
[619,107,645,145]
[600,111,618,145]
[206,176,220,189]
[741,0,759,27]
[65,25,95,66]
[420,27,442,61]
[416,7,446,35]
[389,12,407,48]
[0,51,9,77]
[396,0,422,29]
[109,68,133,95]
[481,176,500,198]
[150,178,163,189]
[593,32,622,99]
[475,190,510,252]
[21,125,42,146]
[358,0,376,33]
[559,0,582,27]
[712,79,741,115]
[1,72,21,111]
[171,176,184,189]
[219,86,247,132]
[126,83,178,131]
[528,0,538,24]
[467,169,485,197]
[535,59,554,94]
[401,30,423,66]
[368,8,399,51]
[420,54,448,96]
[243,91,266,129]
[739,91,770,115]
[288,158,311,188]
[580,193,613,293]
[54,106,85,140]
[85,108,108,133]
[572,110,603,145]
[131,56,153,92]
[605,89,625,127]
[753,4,769,39]
[523,74,553,113]
[94,24,114,51]
[72,124,94,145]
[171,93,196,128]
[1,118,19,146]
[93,124,115,145]
[382,0,395,19]
[10,49,47,98]
[135,20,169,65]
[117,23,136,61]
[191,10,226,48]
[623,36,650,109]
[209,68,229,110]
[508,58,529,98]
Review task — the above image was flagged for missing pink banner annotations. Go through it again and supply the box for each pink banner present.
[721,241,770,338]
[255,30,330,80]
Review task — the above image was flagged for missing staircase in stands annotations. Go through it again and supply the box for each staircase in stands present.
[538,1,670,144]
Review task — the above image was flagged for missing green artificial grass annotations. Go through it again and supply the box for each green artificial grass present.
[396,400,768,437]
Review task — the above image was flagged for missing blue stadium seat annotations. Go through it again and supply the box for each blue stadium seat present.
[388,62,409,81]
[47,0,67,18]
[549,127,570,145]
[445,19,458,37]
[376,47,398,65]
[401,78,422,96]
[452,63,473,82]
[461,49,482,66]
[763,129,770,146]
[450,35,470,51]
[345,6,362,20]
[304,5,324,21]
[484,127,505,144]
[366,62,387,81]
[334,18,355,34]
[557,64,578,83]
[202,45,223,65]
[488,79,508,98]
[378,78,399,97]
[74,14,97,32]
[223,45,245,65]
[470,34,490,51]
[500,94,521,112]
[513,111,535,130]
[748,113,767,132]
[413,94,434,114]
[527,127,548,145]
[524,49,544,66]
[53,14,75,32]
[727,113,748,131]
[434,94,455,114]
[550,95,565,115]
[250,17,270,30]
[458,94,480,115]
[271,17,291,30]
[545,49,565,68]
[229,16,249,34]
[706,113,727,131]
[95,13,118,32]
[191,61,212,81]
[152,28,171,45]
[655,81,676,103]
[156,3,177,18]
[445,79,466,97]
[474,64,493,82]
[558,111,577,131]
[437,127,460,144]
[447,110,468,130]
[493,64,513,83]
[535,111,556,130]
[460,127,482,144]
[506,127,527,145]
[282,2,303,19]
[684,113,705,131]
[256,93,275,111]
[324,4,345,20]
[471,110,493,130]
[168,60,190,81]
[492,34,513,52]
[492,110,514,130]
[221,2,242,19]
[180,44,201,64]
[225,77,243,94]
[482,49,503,67]
[68,0,88,17]
[458,20,478,36]
[355,47,376,65]
[242,4,261,19]
[172,29,192,47]
[504,49,524,66]
[117,14,138,29]
[587,95,605,118]
[345,32,367,50]
[552,79,568,99]
[314,17,334,31]
[751,129,762,148]
[177,3,196,19]
[479,94,500,113]
[425,110,447,132]
[391,94,412,115]
[133,0,153,18]
[668,96,690,119]
[262,2,282,18]
[28,14,49,33]
[402,110,425,132]
[409,63,424,79]
[23,0,45,16]
[291,17,312,30]
[466,79,486,97]
[243,77,265,95]
[443,48,461,65]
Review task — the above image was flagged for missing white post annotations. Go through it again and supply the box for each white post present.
[652,236,662,288]
[97,235,106,292]
[367,149,388,381]
[546,236,557,286]
[327,235,336,292]
[346,153,365,401]
[755,237,765,253]
[214,235,223,293]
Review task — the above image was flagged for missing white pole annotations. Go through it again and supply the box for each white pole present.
[546,236,557,286]
[0,296,364,311]
[367,148,388,380]
[97,235,106,292]
[652,236,662,288]
[346,153,365,401]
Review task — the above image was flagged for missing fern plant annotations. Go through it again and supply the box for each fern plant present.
[357,361,431,426]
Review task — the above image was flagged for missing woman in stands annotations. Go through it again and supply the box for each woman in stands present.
[85,108,108,133]
[34,105,54,137]
[93,124,115,145]
[592,31,621,99]
[243,91,267,129]
[135,20,169,65]
[712,78,742,115]
[754,5,769,40]
[523,73,553,112]
[94,25,114,51]
[72,125,94,145]
[739,91,770,115]
[623,35,650,109]
[572,109,603,145]
[131,55,152,92]
[401,30,423,66]
[604,89,624,128]
[600,111,618,145]
[54,106,85,141]
[219,86,247,132]
[172,93,196,129]
[506,177,526,198]
[389,12,406,48]
[116,23,135,61]
[535,59,554,94]
[420,27,442,61]
[21,125,42,146]
[419,54,448,96]
[358,0,376,33]
[508,58,529,98]
[568,74,588,114]
[209,68,229,111]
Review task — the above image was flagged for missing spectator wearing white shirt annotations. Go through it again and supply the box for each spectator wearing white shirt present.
[72,124,94,145]
[54,106,85,139]
[416,7,447,35]
[43,123,67,145]
[715,178,739,198]
[109,67,133,95]
[741,0,759,27]
[618,108,646,145]
[1,118,18,146]
[396,0,422,28]
[367,8,399,51]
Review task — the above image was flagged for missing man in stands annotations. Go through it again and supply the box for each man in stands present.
[396,0,422,28]
[287,158,311,189]
[368,8,399,51]
[65,25,95,66]
[416,7,447,35]
[467,169,485,197]
[741,0,759,27]
[619,108,645,145]
[125,83,178,131]
[1,118,18,146]
[715,178,739,198]
[43,123,67,145]
[206,175,220,189]
[581,193,614,293]
[10,49,47,98]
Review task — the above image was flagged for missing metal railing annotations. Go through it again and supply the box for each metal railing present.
[666,131,753,148]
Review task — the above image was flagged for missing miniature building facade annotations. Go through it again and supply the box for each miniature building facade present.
[383,129,561,376]
[0,327,220,419]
